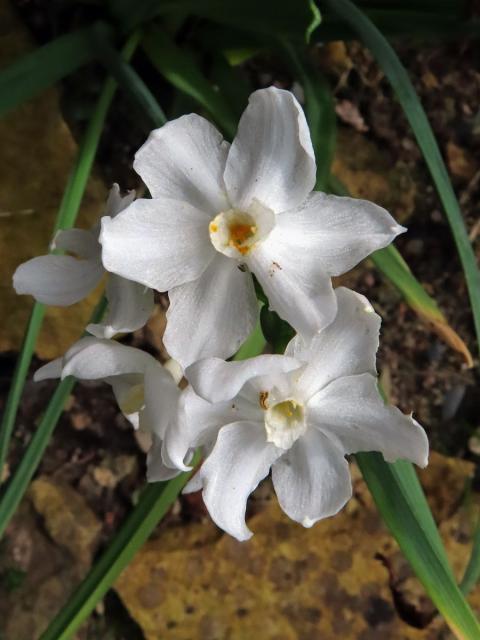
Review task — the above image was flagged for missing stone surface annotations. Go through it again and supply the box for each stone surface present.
[115,452,480,640]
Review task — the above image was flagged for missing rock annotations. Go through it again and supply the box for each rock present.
[115,452,480,640]
[29,476,101,568]
[0,0,107,359]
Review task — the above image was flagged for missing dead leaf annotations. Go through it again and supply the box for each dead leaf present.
[335,99,369,132]
[446,141,477,181]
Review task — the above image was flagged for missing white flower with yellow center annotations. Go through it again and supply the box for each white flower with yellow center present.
[161,288,428,541]
[13,185,154,339]
[35,337,182,481]
[100,87,404,368]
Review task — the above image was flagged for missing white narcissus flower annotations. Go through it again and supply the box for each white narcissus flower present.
[13,184,154,339]
[160,288,428,541]
[35,337,182,481]
[100,87,404,368]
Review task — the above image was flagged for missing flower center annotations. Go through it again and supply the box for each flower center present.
[209,204,275,260]
[264,397,306,450]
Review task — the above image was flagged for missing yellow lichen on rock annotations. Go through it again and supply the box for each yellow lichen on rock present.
[0,0,107,359]
[115,452,480,640]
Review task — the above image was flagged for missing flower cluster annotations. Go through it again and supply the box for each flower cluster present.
[14,87,428,540]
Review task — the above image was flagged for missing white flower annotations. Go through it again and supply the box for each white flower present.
[35,336,182,481]
[162,288,428,541]
[13,184,154,339]
[100,87,404,368]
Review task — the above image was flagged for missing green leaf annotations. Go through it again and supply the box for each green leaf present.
[461,518,480,595]
[39,466,195,640]
[111,0,321,42]
[0,23,111,117]
[357,453,480,639]
[142,28,237,139]
[87,25,167,129]
[0,32,140,490]
[325,0,480,361]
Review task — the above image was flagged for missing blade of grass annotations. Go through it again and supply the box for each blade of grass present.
[0,31,141,482]
[0,297,107,539]
[461,518,480,595]
[0,23,111,117]
[357,453,480,639]
[88,24,167,129]
[142,27,237,139]
[325,0,480,361]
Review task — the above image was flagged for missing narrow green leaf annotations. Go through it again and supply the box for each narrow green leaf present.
[325,0,480,360]
[0,298,107,539]
[39,466,195,640]
[0,32,140,484]
[88,25,167,129]
[0,23,111,117]
[142,28,237,139]
[461,519,480,595]
[357,453,480,639]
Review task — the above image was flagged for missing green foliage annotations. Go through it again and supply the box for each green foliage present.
[110,0,321,42]
[0,23,111,117]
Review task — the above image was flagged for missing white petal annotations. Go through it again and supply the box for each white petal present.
[147,436,181,482]
[224,87,316,212]
[288,287,381,399]
[200,421,280,540]
[141,361,180,440]
[34,357,63,381]
[52,228,100,259]
[163,386,247,471]
[100,198,214,291]
[87,275,154,338]
[272,428,352,527]
[278,192,405,276]
[133,115,230,213]
[163,255,258,368]
[248,234,337,337]
[13,255,103,306]
[186,354,301,403]
[308,373,429,468]
[47,336,155,381]
[105,183,136,218]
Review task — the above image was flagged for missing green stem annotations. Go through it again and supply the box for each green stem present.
[0,31,140,481]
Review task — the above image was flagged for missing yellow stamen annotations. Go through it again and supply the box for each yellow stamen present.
[228,222,257,255]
